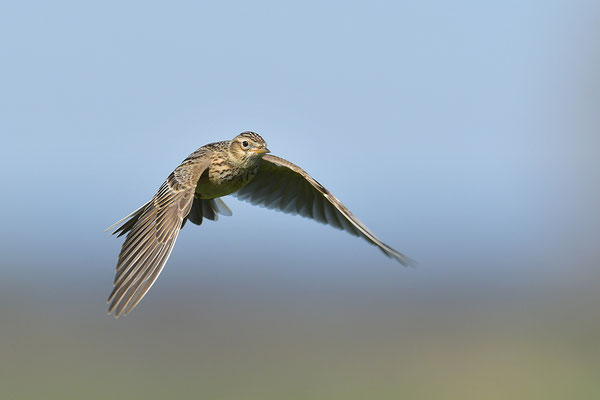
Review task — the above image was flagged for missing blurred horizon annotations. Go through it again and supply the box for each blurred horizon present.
[1,1,599,399]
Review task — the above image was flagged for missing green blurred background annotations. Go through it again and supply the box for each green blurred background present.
[1,1,599,399]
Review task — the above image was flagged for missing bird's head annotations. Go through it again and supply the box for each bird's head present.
[229,131,270,165]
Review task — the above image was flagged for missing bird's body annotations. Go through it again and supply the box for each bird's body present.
[199,147,260,198]
[180,137,263,198]
[107,131,412,317]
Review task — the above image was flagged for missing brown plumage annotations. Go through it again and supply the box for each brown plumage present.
[107,131,413,317]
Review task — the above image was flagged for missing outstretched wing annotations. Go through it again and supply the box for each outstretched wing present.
[233,154,413,265]
[108,159,209,317]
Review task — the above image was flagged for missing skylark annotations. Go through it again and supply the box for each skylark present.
[107,131,413,316]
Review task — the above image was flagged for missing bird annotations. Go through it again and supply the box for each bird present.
[107,131,413,317]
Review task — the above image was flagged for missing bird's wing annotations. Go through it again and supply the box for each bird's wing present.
[233,154,414,265]
[108,160,209,316]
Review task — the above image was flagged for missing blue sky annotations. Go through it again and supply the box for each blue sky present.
[1,0,598,294]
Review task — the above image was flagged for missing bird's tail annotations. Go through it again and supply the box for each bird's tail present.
[105,197,233,235]
[183,197,232,227]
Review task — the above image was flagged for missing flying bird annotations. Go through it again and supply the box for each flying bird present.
[107,131,412,316]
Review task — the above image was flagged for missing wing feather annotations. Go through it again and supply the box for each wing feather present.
[233,154,414,265]
[107,160,209,316]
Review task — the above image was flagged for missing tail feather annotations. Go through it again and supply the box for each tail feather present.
[201,198,217,221]
[109,198,232,234]
[184,197,232,227]
[212,197,233,216]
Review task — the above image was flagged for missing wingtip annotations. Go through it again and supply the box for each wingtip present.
[381,247,417,267]
[397,254,418,267]
[106,305,120,318]
[107,305,125,318]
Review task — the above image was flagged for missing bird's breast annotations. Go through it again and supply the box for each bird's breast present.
[195,161,259,199]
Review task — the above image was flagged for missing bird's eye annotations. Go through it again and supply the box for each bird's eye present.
[242,141,249,148]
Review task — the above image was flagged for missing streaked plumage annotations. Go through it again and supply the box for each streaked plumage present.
[107,131,412,317]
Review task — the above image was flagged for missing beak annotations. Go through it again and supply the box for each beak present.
[252,148,270,154]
